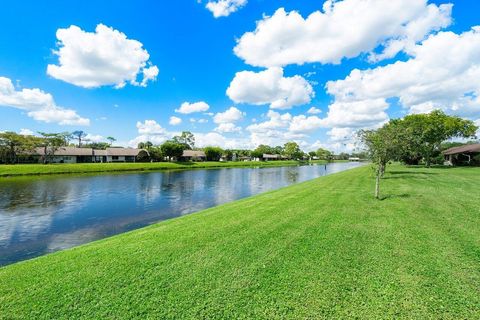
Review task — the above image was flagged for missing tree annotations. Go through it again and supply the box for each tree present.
[251,145,274,158]
[359,124,402,199]
[38,132,65,164]
[106,136,116,146]
[316,148,333,161]
[283,142,302,160]
[173,131,195,149]
[0,132,40,164]
[160,141,185,161]
[396,110,477,167]
[71,131,87,147]
[138,141,153,150]
[308,151,317,159]
[204,146,224,161]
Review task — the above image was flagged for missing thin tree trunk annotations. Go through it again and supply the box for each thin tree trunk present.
[375,165,381,199]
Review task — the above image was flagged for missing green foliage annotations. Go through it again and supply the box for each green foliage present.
[393,110,478,166]
[0,132,41,164]
[71,130,87,147]
[283,141,303,160]
[173,131,195,149]
[251,144,275,158]
[203,146,224,161]
[316,148,333,161]
[160,141,185,160]
[1,166,479,318]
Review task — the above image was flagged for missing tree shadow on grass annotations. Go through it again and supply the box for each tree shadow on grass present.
[379,193,412,201]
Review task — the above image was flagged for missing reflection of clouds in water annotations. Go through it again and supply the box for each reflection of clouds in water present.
[0,178,91,247]
[47,228,100,252]
[135,174,163,208]
[1,162,366,265]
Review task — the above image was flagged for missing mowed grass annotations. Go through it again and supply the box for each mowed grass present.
[0,160,318,177]
[0,165,479,319]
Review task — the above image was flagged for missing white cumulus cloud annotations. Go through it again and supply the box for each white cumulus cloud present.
[213,107,245,124]
[206,0,247,18]
[0,77,89,125]
[234,0,452,67]
[169,116,182,126]
[175,101,210,114]
[47,24,158,88]
[307,107,322,114]
[227,67,314,109]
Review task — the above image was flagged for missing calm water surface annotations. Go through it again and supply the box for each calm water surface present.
[0,162,363,266]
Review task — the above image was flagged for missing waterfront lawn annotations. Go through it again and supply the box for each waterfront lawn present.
[0,160,316,177]
[0,165,479,318]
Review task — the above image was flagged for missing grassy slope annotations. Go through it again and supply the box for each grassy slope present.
[0,160,322,177]
[0,165,479,319]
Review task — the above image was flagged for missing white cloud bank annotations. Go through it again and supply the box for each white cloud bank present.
[227,67,314,109]
[234,0,452,67]
[324,27,480,127]
[0,77,89,125]
[175,101,210,114]
[47,24,158,88]
[206,0,247,18]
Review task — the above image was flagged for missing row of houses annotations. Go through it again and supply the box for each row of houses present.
[28,147,149,163]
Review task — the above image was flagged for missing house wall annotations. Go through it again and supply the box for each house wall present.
[50,156,77,164]
[107,156,136,162]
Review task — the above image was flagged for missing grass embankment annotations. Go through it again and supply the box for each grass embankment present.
[0,160,319,178]
[1,165,479,318]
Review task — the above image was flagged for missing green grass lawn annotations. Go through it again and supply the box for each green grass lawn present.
[0,160,320,177]
[0,165,479,319]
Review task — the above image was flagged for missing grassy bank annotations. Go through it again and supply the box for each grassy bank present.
[0,160,321,178]
[1,165,479,318]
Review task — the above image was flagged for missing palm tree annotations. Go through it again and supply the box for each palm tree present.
[106,136,116,146]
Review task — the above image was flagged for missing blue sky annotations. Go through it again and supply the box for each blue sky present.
[1,0,479,151]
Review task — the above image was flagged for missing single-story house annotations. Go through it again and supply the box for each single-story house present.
[182,150,206,161]
[348,157,361,161]
[443,143,480,165]
[31,147,148,163]
[262,154,281,161]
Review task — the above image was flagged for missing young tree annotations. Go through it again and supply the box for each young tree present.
[71,130,87,147]
[359,124,401,199]
[173,131,195,149]
[283,142,302,160]
[204,146,224,161]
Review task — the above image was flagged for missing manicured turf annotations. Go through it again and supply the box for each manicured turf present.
[0,160,321,177]
[0,165,479,318]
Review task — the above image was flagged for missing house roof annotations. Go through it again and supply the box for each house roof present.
[443,144,480,155]
[93,150,108,156]
[105,148,144,156]
[183,150,206,157]
[263,154,280,159]
[34,147,93,156]
[32,147,146,157]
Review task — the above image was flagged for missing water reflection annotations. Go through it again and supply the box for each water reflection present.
[0,162,363,266]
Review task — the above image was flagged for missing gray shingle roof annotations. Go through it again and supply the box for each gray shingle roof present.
[182,150,206,157]
[443,144,480,155]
